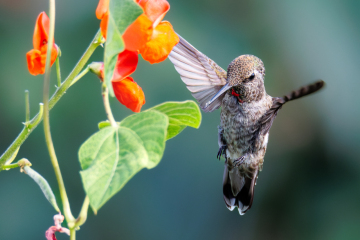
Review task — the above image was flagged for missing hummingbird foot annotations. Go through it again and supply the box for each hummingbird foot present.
[217,145,227,160]
[233,156,245,167]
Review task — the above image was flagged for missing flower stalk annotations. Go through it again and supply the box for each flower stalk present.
[102,83,118,127]
[56,56,62,87]
[25,90,30,122]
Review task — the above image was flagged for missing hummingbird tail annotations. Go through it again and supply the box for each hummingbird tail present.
[223,164,259,215]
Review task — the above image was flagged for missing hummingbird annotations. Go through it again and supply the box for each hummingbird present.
[168,35,324,215]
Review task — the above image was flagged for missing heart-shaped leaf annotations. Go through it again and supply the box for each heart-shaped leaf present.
[84,101,201,211]
[79,111,168,211]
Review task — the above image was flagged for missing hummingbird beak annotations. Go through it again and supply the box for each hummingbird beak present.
[204,83,232,110]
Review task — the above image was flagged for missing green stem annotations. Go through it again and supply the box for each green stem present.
[70,228,76,240]
[70,66,89,87]
[56,57,61,87]
[43,0,75,224]
[4,146,20,165]
[2,158,31,171]
[1,163,20,170]
[74,196,90,228]
[25,90,30,122]
[28,103,44,129]
[102,84,117,127]
[0,29,101,169]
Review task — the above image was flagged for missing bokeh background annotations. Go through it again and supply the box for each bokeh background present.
[0,0,359,239]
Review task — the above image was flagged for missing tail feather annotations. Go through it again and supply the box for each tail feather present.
[223,164,259,215]
[228,167,245,196]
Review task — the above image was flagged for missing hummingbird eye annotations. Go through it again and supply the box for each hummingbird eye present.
[248,73,255,80]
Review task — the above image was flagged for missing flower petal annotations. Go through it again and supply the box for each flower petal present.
[33,12,50,50]
[123,14,153,52]
[26,49,43,75]
[113,50,138,80]
[139,21,179,64]
[112,77,146,112]
[40,43,58,68]
[45,226,58,240]
[96,0,109,19]
[137,0,170,27]
[100,12,109,39]
[45,226,70,240]
[26,43,58,76]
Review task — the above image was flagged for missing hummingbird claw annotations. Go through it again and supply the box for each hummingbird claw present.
[217,146,227,160]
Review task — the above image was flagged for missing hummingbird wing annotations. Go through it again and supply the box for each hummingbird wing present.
[168,35,227,112]
[258,80,325,135]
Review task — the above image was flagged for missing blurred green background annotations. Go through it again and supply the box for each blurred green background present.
[0,0,359,239]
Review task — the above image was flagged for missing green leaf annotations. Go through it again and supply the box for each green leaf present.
[79,111,168,211]
[149,101,202,140]
[104,0,143,96]
[119,111,168,169]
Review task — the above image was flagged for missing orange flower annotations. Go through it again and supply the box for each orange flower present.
[132,0,178,63]
[139,21,178,64]
[94,0,179,112]
[96,0,178,63]
[26,12,58,75]
[112,77,145,112]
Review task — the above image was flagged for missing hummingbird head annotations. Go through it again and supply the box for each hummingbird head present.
[227,55,265,86]
[204,55,266,109]
[227,55,266,102]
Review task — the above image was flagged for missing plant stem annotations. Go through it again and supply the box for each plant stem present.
[74,196,90,228]
[70,228,76,240]
[102,84,117,127]
[28,103,44,129]
[1,163,20,170]
[2,158,31,171]
[70,66,89,87]
[43,0,75,224]
[0,29,101,169]
[25,90,30,122]
[56,57,61,87]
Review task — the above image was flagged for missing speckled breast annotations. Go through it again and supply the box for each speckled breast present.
[220,92,273,167]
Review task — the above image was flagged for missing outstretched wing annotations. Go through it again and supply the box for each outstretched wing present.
[168,35,227,112]
[259,80,325,135]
